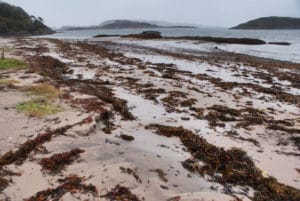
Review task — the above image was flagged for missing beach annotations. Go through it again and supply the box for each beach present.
[0,36,299,201]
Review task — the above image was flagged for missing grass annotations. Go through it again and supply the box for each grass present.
[23,84,60,100]
[0,58,27,71]
[3,48,13,53]
[0,79,19,85]
[16,99,61,117]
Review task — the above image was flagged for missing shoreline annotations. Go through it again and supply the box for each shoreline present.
[0,36,299,201]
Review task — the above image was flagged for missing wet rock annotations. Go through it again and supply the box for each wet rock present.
[122,31,162,39]
[170,36,266,45]
[269,42,291,46]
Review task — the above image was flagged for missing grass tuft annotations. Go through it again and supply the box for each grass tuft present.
[0,79,19,85]
[0,58,27,71]
[16,99,61,117]
[23,84,60,100]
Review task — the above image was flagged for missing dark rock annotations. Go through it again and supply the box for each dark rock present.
[122,31,162,39]
[269,42,291,46]
[93,34,120,38]
[170,36,266,45]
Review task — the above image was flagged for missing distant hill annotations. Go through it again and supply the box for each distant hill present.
[232,16,300,30]
[0,1,54,36]
[101,20,158,29]
[59,20,197,31]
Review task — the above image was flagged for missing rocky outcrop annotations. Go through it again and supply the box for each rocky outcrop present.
[232,16,300,30]
[122,31,162,39]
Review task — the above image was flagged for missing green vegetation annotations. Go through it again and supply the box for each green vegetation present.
[0,1,54,36]
[0,78,19,84]
[16,99,61,117]
[17,84,61,117]
[0,58,27,71]
[23,84,60,100]
[232,16,300,29]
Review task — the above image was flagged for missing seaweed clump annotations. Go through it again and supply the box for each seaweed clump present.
[39,148,85,173]
[120,134,135,141]
[0,117,92,167]
[101,185,141,201]
[25,174,98,201]
[0,169,21,192]
[29,55,69,81]
[146,124,300,201]
[120,167,142,183]
[149,169,168,183]
[0,132,53,167]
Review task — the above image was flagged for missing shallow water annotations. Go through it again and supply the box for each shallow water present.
[38,27,300,63]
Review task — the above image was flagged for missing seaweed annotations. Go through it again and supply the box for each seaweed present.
[101,185,141,201]
[0,132,53,167]
[65,79,135,120]
[0,169,21,192]
[120,134,135,141]
[25,174,98,201]
[146,124,300,201]
[208,105,241,116]
[29,55,68,81]
[39,148,85,173]
[120,167,142,183]
[70,97,108,114]
[0,117,93,167]
[149,169,168,183]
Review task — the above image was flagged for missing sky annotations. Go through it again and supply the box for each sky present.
[3,0,300,28]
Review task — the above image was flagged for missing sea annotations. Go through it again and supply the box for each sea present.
[38,27,300,63]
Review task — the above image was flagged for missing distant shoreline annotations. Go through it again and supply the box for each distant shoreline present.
[60,26,198,31]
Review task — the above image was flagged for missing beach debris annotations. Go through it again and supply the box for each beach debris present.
[146,124,300,201]
[39,148,85,173]
[69,97,108,114]
[120,134,135,141]
[0,169,21,192]
[25,174,98,201]
[101,185,141,201]
[149,169,168,183]
[167,196,181,201]
[120,167,142,183]
[30,55,69,81]
[0,117,93,167]
[0,132,53,167]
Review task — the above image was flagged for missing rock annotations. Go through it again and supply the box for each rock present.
[93,34,120,38]
[269,42,291,46]
[122,31,162,39]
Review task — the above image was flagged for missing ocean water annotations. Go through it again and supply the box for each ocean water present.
[39,28,300,63]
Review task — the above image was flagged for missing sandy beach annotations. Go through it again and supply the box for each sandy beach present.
[0,36,299,201]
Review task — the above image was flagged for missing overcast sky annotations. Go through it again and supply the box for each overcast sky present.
[3,0,300,28]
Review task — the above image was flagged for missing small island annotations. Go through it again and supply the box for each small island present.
[231,16,300,30]
[60,20,197,31]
